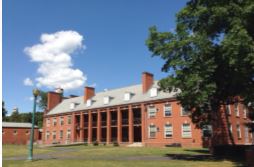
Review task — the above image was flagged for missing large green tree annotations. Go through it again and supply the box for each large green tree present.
[2,101,8,121]
[146,0,254,131]
[38,90,48,110]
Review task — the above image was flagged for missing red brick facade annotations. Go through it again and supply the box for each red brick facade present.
[43,72,253,147]
[3,127,39,145]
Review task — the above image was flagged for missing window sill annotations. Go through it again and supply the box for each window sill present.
[149,137,156,139]
[164,137,173,139]
[182,137,192,139]
[164,116,172,118]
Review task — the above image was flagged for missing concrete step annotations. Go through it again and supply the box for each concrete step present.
[127,142,144,147]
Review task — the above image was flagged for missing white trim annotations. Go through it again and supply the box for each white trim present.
[164,124,173,138]
[182,123,191,138]
[164,104,172,117]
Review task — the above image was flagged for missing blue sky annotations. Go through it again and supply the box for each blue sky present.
[3,0,187,113]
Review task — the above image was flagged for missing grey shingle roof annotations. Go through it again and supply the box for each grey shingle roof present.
[2,122,38,128]
[47,81,179,116]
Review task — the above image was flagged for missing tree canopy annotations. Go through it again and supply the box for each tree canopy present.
[146,0,254,128]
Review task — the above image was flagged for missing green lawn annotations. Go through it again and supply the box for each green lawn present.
[3,145,244,167]
[2,145,54,157]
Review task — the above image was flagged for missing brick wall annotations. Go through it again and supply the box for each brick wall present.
[144,101,203,147]
[3,127,39,145]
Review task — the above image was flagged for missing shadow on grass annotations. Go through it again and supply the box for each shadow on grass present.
[164,151,247,167]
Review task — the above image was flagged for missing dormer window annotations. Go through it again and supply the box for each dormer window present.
[150,87,158,97]
[86,99,92,107]
[103,96,110,105]
[124,92,132,101]
[70,102,79,110]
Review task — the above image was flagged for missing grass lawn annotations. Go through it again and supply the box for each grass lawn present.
[2,145,54,157]
[3,145,244,167]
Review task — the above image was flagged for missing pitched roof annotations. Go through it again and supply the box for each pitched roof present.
[47,81,179,116]
[2,122,38,128]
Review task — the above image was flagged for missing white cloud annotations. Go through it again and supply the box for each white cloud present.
[24,78,34,86]
[24,30,86,90]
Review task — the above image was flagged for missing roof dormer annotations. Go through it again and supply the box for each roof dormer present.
[150,87,158,97]
[70,102,79,110]
[103,96,111,105]
[124,92,133,101]
[86,99,93,107]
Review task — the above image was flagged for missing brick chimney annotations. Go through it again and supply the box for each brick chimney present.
[84,87,95,102]
[142,72,154,93]
[47,89,63,111]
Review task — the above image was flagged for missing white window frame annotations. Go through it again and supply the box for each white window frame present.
[53,131,56,140]
[150,88,158,97]
[149,124,157,138]
[236,124,241,139]
[46,118,50,127]
[60,117,64,126]
[46,131,50,140]
[228,123,232,133]
[53,118,57,126]
[148,106,156,118]
[181,106,190,116]
[67,129,71,139]
[234,103,239,117]
[182,123,191,138]
[68,116,72,124]
[164,104,172,117]
[243,106,247,118]
[226,105,231,115]
[164,124,173,138]
[60,130,63,139]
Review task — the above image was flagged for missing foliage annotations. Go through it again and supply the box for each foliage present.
[2,101,8,121]
[4,112,43,128]
[146,0,254,128]
[38,90,48,110]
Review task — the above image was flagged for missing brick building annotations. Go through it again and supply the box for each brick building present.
[43,72,253,147]
[2,122,39,145]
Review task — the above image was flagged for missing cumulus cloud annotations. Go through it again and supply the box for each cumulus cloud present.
[24,30,86,90]
[23,78,34,86]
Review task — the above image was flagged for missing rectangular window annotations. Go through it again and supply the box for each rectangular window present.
[46,118,51,127]
[228,123,232,133]
[53,118,57,126]
[245,126,249,144]
[149,125,156,138]
[46,131,50,140]
[60,117,64,126]
[67,129,71,139]
[181,106,190,116]
[148,106,156,118]
[60,130,63,139]
[26,130,30,135]
[182,123,191,138]
[236,124,241,139]
[68,116,72,124]
[226,105,231,115]
[243,106,247,118]
[13,130,17,135]
[234,103,239,117]
[53,131,56,140]
[164,104,172,117]
[164,124,173,138]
